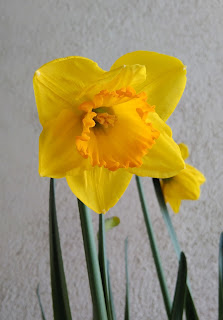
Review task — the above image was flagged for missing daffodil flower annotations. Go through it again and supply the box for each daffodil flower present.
[33,51,187,213]
[161,143,206,213]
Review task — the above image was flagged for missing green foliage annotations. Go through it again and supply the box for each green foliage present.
[98,214,113,320]
[78,199,108,320]
[42,178,221,320]
[219,233,223,319]
[185,288,199,320]
[171,253,187,320]
[124,238,130,320]
[36,285,47,320]
[152,178,199,319]
[135,175,171,318]
[97,216,120,239]
[49,178,72,320]
[107,262,117,320]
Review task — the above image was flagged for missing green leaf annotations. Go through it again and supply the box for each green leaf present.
[107,261,117,320]
[98,214,113,320]
[105,216,120,232]
[77,199,108,320]
[124,238,130,320]
[135,176,171,319]
[152,178,181,256]
[49,178,72,320]
[219,232,223,319]
[171,252,187,320]
[36,285,47,320]
[152,178,199,319]
[185,288,199,320]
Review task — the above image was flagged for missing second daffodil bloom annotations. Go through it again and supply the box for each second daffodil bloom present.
[33,51,187,213]
[161,143,206,213]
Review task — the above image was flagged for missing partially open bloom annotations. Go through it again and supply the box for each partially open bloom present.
[161,143,206,213]
[33,51,187,213]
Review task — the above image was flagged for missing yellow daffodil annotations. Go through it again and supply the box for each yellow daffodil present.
[33,51,187,213]
[161,143,206,213]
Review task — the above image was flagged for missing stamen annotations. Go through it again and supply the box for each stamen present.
[94,113,117,128]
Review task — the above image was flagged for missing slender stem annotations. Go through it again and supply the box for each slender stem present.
[36,285,47,320]
[78,199,108,320]
[98,214,113,319]
[49,179,72,320]
[219,233,223,320]
[124,238,130,320]
[107,261,117,320]
[152,178,181,257]
[171,252,187,320]
[152,178,199,319]
[135,176,171,318]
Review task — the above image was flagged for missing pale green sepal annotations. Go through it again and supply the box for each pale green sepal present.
[105,216,120,232]
[97,216,120,239]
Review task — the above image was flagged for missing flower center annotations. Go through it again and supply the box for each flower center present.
[76,87,159,170]
[94,112,117,128]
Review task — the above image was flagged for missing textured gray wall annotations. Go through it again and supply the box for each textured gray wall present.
[1,0,223,319]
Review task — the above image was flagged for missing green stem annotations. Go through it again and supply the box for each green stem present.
[98,214,113,319]
[107,262,117,320]
[36,285,47,320]
[124,238,130,320]
[78,199,108,320]
[49,179,72,320]
[219,233,223,320]
[152,178,199,320]
[171,252,187,320]
[135,176,171,318]
[152,178,181,257]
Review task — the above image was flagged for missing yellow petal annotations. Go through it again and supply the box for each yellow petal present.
[39,109,89,178]
[167,197,182,214]
[178,143,189,160]
[66,167,132,213]
[162,164,206,213]
[129,112,185,178]
[160,180,182,213]
[111,51,186,121]
[33,56,105,126]
[179,164,206,191]
[79,64,146,100]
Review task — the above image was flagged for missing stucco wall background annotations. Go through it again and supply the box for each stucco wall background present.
[1,0,223,319]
